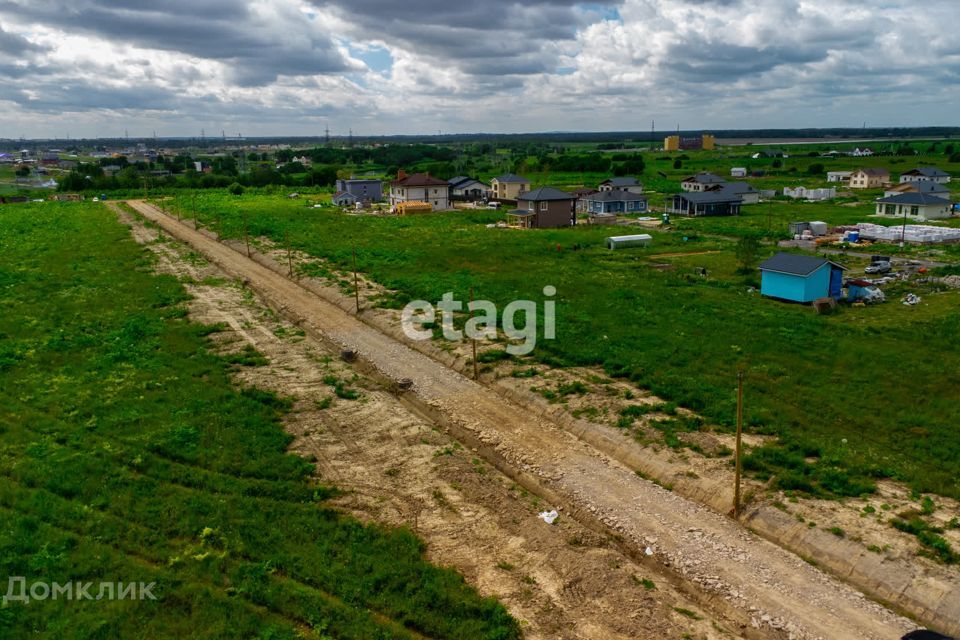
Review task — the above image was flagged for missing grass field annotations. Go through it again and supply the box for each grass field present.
[0,202,519,639]
[175,191,960,502]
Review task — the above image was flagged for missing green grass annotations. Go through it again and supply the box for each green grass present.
[176,191,960,501]
[0,202,519,639]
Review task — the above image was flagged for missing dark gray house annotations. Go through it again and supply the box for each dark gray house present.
[448,176,490,200]
[667,192,742,216]
[508,187,576,228]
[335,178,383,202]
[705,181,760,204]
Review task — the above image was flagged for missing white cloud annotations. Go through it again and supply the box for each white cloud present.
[0,0,957,137]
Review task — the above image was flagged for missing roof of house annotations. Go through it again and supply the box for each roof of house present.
[340,178,381,184]
[901,167,950,178]
[600,177,639,187]
[890,181,949,194]
[492,173,530,184]
[586,190,648,202]
[682,172,726,184]
[708,181,757,195]
[332,191,357,200]
[877,192,952,206]
[759,253,847,276]
[518,186,574,201]
[448,176,489,189]
[391,172,450,187]
[847,279,874,288]
[853,168,889,177]
[673,191,743,204]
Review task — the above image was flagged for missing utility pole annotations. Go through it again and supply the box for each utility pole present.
[470,286,478,379]
[733,370,745,519]
[192,191,198,229]
[352,248,360,313]
[285,229,293,277]
[243,210,251,258]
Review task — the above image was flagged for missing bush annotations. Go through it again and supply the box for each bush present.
[228,182,245,195]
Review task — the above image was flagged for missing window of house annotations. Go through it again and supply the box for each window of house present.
[885,204,896,215]
[540,202,547,211]
[911,206,919,216]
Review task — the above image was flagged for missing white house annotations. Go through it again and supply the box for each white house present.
[389,171,450,211]
[681,172,726,192]
[730,167,747,178]
[598,177,643,194]
[875,193,953,222]
[899,167,951,184]
[827,171,852,183]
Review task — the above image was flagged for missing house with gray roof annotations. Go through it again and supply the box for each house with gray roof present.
[448,176,490,200]
[875,192,953,221]
[335,178,383,202]
[899,167,951,184]
[666,191,742,217]
[491,173,532,201]
[508,187,575,228]
[584,190,648,218]
[680,172,727,192]
[705,181,760,204]
[598,177,643,194]
[883,181,949,198]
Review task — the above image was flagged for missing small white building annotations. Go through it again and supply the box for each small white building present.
[875,193,953,222]
[827,171,852,183]
[784,186,836,201]
[730,167,747,178]
[899,167,951,184]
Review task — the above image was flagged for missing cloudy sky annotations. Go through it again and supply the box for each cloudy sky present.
[1,0,958,138]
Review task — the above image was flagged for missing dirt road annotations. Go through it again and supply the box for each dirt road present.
[124,200,917,640]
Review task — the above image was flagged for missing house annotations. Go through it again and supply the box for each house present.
[507,187,575,229]
[848,168,889,189]
[666,192,742,217]
[759,253,846,303]
[389,171,450,211]
[899,167,951,184]
[490,174,531,201]
[827,171,852,183]
[598,177,643,194]
[850,148,874,157]
[332,191,360,207]
[680,172,727,192]
[730,167,747,178]
[584,190,648,218]
[705,181,760,204]
[335,178,383,202]
[883,181,950,198]
[448,176,490,200]
[570,188,597,214]
[291,155,313,168]
[783,186,837,201]
[874,193,953,222]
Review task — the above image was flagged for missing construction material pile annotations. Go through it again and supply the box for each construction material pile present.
[856,223,960,244]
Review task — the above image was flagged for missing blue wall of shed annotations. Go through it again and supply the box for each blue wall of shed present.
[761,263,832,303]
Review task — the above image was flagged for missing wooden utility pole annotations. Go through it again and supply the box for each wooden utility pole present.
[285,229,293,277]
[243,210,251,258]
[470,286,478,379]
[733,370,745,518]
[193,191,198,229]
[352,248,360,313]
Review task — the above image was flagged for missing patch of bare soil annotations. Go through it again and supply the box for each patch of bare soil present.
[114,204,734,640]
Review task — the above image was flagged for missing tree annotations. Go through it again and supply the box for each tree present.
[772,159,783,169]
[228,182,244,195]
[735,236,761,275]
[673,159,683,169]
[807,163,825,175]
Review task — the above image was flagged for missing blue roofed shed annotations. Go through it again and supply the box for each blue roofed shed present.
[759,253,847,303]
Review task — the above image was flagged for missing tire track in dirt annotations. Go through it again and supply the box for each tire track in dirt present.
[122,200,917,640]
